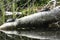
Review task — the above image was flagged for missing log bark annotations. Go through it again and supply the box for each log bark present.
[0,6,60,30]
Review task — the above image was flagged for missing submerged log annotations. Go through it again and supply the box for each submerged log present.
[0,6,60,30]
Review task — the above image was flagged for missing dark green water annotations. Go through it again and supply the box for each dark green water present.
[0,30,60,40]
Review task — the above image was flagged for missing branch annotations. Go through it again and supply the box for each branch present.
[40,0,56,11]
[5,11,22,16]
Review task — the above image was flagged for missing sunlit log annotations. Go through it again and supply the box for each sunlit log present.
[0,6,60,30]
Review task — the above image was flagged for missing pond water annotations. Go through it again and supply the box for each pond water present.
[0,30,60,40]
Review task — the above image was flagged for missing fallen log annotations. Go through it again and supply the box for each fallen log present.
[0,6,60,30]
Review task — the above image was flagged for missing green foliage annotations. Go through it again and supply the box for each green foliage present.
[0,0,50,25]
[0,0,5,24]
[35,0,50,6]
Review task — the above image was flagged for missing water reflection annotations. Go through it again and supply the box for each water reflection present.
[0,30,60,40]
